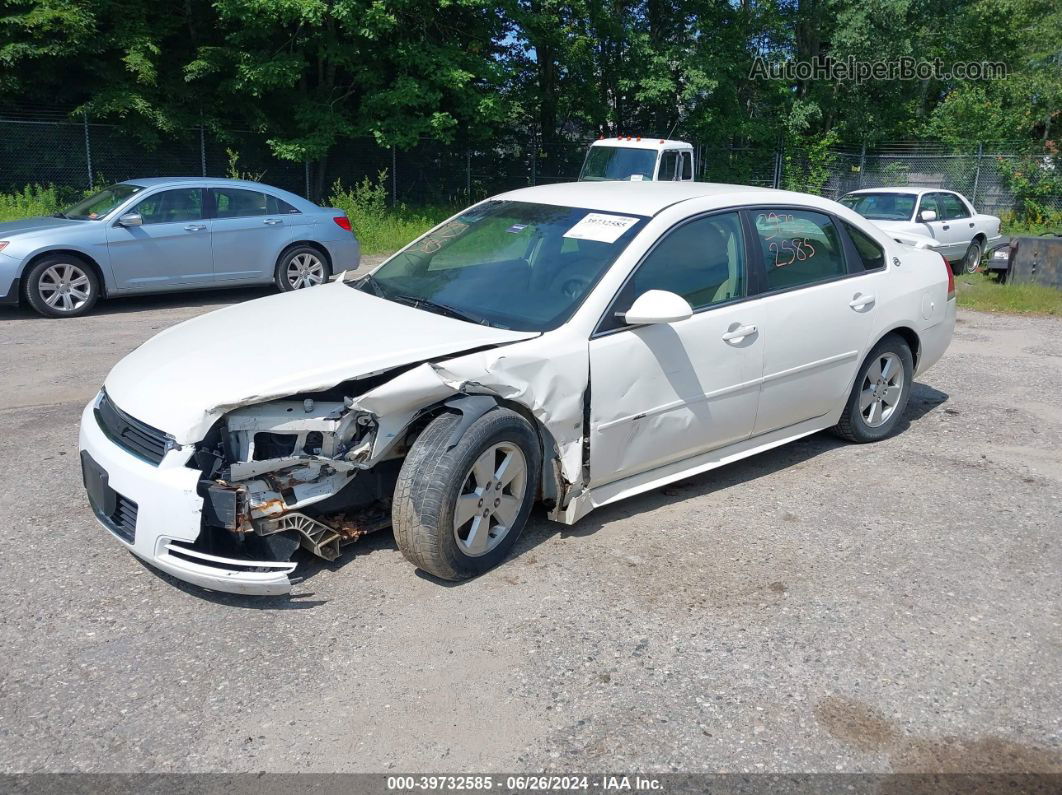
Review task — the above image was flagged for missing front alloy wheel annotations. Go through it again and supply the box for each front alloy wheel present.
[25,254,100,318]
[393,408,540,580]
[453,442,528,557]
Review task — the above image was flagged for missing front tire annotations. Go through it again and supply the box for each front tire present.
[275,245,330,292]
[961,240,983,274]
[24,254,100,318]
[833,334,914,443]
[393,408,540,581]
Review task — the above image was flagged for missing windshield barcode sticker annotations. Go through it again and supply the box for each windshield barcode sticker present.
[564,213,640,243]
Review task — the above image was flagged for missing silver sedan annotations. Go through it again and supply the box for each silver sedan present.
[0,177,360,317]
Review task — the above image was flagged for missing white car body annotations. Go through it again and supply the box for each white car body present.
[841,187,1002,263]
[79,182,956,595]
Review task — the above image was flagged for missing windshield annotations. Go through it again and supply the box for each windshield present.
[579,146,657,182]
[841,192,917,221]
[61,184,144,220]
[349,201,648,332]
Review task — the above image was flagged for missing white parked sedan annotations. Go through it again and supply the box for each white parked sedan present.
[79,182,956,595]
[841,187,1001,274]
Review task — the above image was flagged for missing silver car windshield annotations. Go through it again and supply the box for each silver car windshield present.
[60,184,144,220]
[350,201,648,332]
[841,193,917,221]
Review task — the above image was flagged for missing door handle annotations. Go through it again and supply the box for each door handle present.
[849,293,876,310]
[184,224,206,232]
[721,324,757,343]
[942,224,950,230]
[263,218,283,226]
[969,222,975,227]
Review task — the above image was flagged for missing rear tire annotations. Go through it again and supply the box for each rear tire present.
[24,254,100,318]
[275,245,330,292]
[833,334,914,443]
[392,408,540,581]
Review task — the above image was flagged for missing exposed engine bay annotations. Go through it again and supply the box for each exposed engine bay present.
[187,384,410,567]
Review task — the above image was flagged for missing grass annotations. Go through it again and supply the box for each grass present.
[326,173,452,254]
[0,185,64,221]
[956,272,1062,316]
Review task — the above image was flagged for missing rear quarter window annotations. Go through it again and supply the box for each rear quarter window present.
[845,224,886,271]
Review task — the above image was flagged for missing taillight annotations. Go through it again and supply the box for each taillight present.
[941,253,955,299]
[333,215,352,232]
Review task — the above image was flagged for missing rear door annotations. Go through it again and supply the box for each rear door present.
[747,207,885,435]
[105,187,213,290]
[209,187,299,282]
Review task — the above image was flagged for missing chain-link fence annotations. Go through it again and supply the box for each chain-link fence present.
[1,109,1058,218]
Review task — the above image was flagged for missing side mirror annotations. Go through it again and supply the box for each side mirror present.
[117,212,143,227]
[918,209,937,223]
[622,290,693,326]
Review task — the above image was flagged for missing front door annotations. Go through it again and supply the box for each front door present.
[106,187,213,291]
[589,211,763,486]
[209,187,297,282]
[747,208,882,435]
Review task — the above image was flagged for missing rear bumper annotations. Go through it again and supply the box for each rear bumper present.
[322,236,360,272]
[78,398,295,596]
[916,298,957,376]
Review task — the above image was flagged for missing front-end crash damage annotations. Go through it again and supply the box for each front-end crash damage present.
[181,337,591,585]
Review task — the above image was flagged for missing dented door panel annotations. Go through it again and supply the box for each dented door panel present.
[588,303,765,487]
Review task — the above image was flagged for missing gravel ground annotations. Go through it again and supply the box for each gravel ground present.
[0,285,1059,774]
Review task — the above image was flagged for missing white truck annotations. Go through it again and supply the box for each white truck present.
[578,137,696,182]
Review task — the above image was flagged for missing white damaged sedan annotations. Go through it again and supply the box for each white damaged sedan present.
[79,182,956,595]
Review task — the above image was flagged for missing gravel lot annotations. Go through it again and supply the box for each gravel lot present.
[0,285,1059,774]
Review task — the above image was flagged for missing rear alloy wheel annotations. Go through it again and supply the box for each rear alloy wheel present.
[962,240,983,274]
[275,246,330,292]
[393,408,540,580]
[24,255,100,318]
[833,334,914,443]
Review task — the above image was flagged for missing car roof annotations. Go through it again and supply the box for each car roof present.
[495,181,839,217]
[120,177,279,189]
[589,137,694,150]
[116,177,317,209]
[845,187,961,197]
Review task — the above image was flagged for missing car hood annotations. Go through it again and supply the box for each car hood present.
[104,281,538,443]
[0,216,88,238]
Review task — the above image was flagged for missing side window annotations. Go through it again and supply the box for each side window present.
[845,223,886,271]
[680,151,693,180]
[658,150,679,180]
[602,212,746,332]
[754,209,845,291]
[213,188,270,218]
[133,189,204,225]
[918,194,940,221]
[266,194,299,214]
[940,193,970,220]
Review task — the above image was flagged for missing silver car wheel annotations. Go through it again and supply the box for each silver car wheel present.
[963,242,982,274]
[859,351,904,428]
[286,252,325,289]
[38,263,92,313]
[453,442,527,557]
